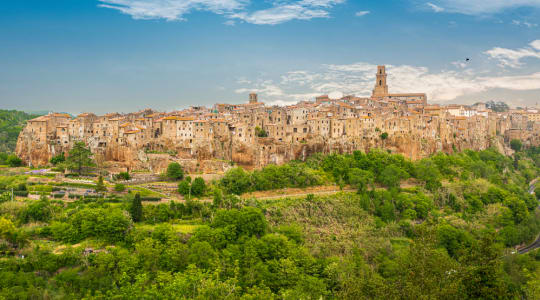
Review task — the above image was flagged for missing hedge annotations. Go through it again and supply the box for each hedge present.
[141,197,162,202]
[0,190,28,197]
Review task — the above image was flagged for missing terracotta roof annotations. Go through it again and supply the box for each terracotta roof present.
[51,113,72,118]
[29,116,49,122]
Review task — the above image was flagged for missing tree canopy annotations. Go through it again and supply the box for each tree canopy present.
[65,141,94,174]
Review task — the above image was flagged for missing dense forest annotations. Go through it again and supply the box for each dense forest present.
[1,147,540,299]
[0,110,41,153]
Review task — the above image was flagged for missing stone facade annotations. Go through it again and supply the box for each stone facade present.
[16,66,540,172]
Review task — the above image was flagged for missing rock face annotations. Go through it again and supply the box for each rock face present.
[14,113,511,173]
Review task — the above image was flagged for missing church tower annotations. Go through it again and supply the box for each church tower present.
[372,65,388,98]
[249,93,258,104]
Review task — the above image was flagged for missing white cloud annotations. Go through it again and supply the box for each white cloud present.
[451,61,467,68]
[355,11,370,17]
[98,0,248,21]
[426,2,444,12]
[98,0,346,25]
[512,20,538,28]
[485,40,540,68]
[424,0,540,15]
[235,60,540,105]
[230,0,345,25]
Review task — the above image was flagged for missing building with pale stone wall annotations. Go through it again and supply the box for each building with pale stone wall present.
[15,66,540,170]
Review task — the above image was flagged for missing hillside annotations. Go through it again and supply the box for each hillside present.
[0,148,539,298]
[0,110,41,152]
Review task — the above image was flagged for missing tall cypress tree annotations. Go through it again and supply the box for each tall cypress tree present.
[130,193,143,222]
[95,175,106,192]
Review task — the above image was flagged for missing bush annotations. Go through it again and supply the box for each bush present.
[21,197,52,223]
[220,167,251,195]
[255,126,268,138]
[51,208,131,243]
[166,162,184,181]
[50,153,65,165]
[191,177,206,197]
[115,172,131,181]
[178,180,191,197]
[114,183,126,192]
[141,197,162,202]
[6,155,22,167]
[510,139,522,152]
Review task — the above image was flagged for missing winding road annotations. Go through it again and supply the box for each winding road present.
[518,178,540,254]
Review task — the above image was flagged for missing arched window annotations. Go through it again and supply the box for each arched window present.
[379,80,382,86]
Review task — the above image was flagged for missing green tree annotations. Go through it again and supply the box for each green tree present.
[461,231,514,299]
[212,187,223,208]
[95,175,106,192]
[255,126,268,138]
[220,167,251,195]
[50,152,65,165]
[65,141,94,174]
[415,160,442,191]
[191,177,206,197]
[348,168,374,193]
[510,139,522,152]
[178,180,191,197]
[379,164,408,189]
[114,183,126,192]
[115,171,131,181]
[166,162,184,180]
[6,154,22,167]
[21,196,52,223]
[130,193,143,222]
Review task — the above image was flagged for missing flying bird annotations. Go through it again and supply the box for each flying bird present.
[465,58,470,62]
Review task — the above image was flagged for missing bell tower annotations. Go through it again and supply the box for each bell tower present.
[249,93,258,104]
[372,65,388,98]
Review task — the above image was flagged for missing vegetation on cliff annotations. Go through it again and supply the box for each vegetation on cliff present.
[0,147,539,299]
[0,109,41,153]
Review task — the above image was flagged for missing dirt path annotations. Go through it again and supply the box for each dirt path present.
[249,188,357,201]
[143,185,358,204]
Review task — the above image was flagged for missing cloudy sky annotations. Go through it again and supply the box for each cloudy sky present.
[1,0,540,114]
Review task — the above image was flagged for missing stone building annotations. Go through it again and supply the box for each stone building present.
[16,66,539,170]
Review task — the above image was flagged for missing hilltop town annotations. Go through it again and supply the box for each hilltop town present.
[15,66,540,173]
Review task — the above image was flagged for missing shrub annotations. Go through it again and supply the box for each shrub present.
[166,162,184,181]
[6,155,22,167]
[115,172,131,181]
[178,180,191,197]
[191,177,206,197]
[50,153,65,165]
[141,197,161,202]
[510,139,522,152]
[114,183,126,192]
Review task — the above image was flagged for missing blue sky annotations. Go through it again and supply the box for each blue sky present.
[1,0,540,114]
